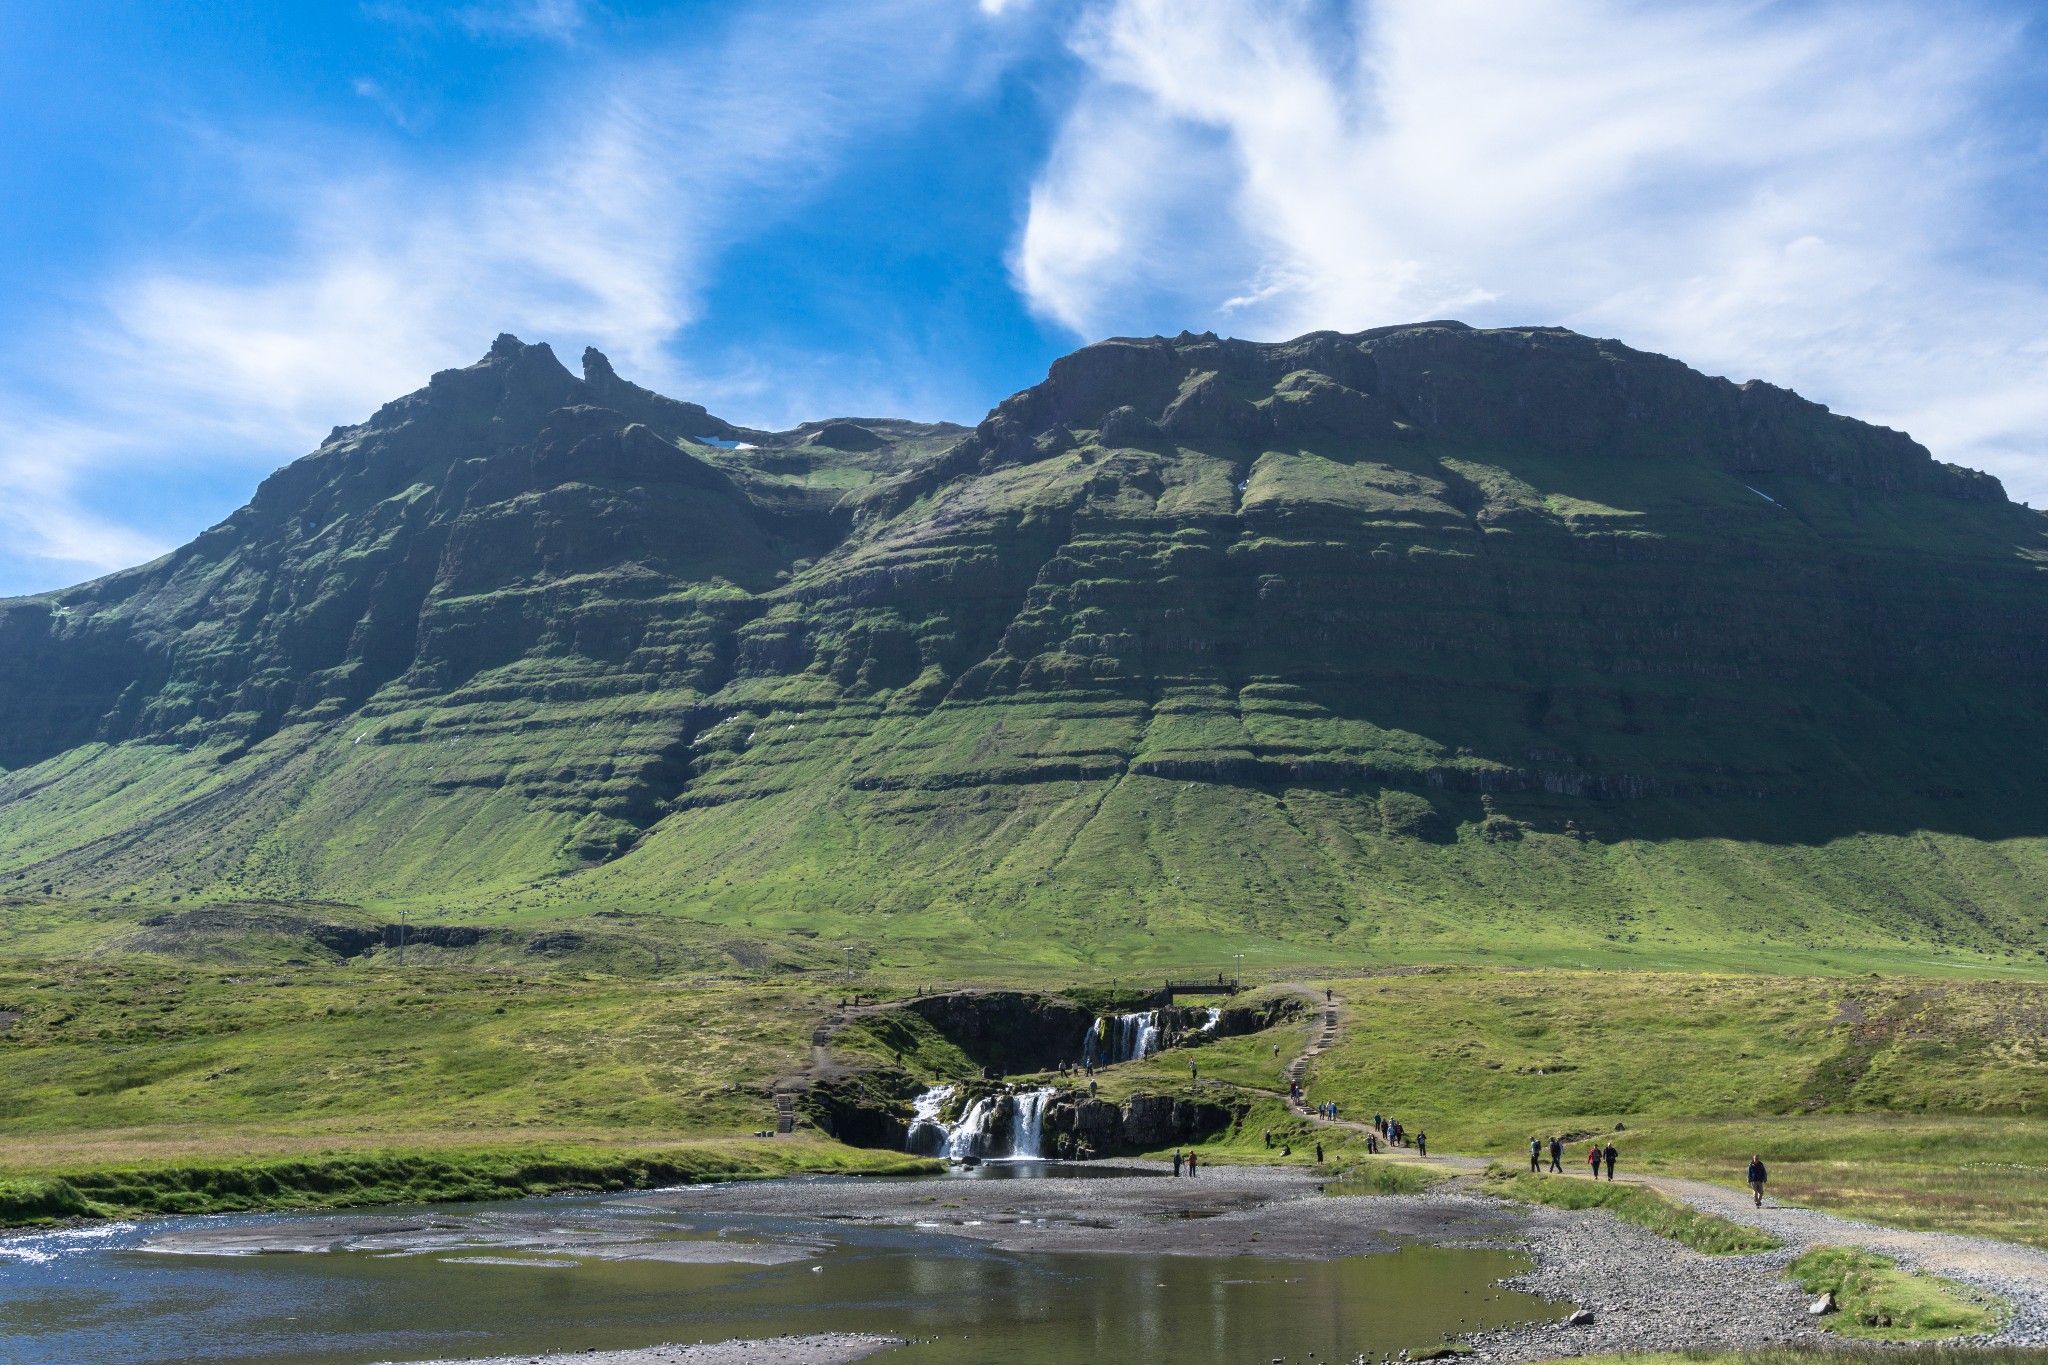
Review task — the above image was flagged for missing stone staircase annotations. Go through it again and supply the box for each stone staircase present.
[1287,997,1340,1101]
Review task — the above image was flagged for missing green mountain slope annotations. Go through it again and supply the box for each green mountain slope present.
[3,322,2046,967]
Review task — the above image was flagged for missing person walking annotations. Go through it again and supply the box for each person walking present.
[1416,1131,1427,1158]
[1529,1137,1542,1172]
[1548,1136,1563,1173]
[1587,1144,1601,1178]
[1172,1149,1183,1177]
[1264,1129,1273,1149]
[1747,1154,1768,1208]
[1190,1060,1198,1080]
[1603,1141,1617,1181]
[1315,1141,1324,1164]
[1187,1150,1199,1177]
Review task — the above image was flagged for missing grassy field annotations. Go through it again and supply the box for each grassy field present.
[6,935,2048,1251]
[1276,968,2048,1246]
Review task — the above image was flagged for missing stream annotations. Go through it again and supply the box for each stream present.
[0,1179,1560,1364]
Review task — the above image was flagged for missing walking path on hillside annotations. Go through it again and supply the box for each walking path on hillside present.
[1288,985,2048,1345]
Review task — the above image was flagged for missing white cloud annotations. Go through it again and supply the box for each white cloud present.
[454,0,587,40]
[1018,0,2048,500]
[0,0,989,590]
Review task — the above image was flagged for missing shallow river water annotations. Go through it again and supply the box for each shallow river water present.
[0,1176,1560,1364]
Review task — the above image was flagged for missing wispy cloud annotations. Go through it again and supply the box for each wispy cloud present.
[0,0,993,590]
[361,0,590,43]
[1018,0,2048,500]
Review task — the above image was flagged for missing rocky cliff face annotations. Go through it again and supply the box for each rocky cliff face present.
[3,324,2047,958]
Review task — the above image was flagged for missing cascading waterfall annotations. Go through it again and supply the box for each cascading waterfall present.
[1199,1007,1221,1033]
[903,1085,1058,1160]
[1010,1087,1053,1159]
[1086,1011,1161,1065]
[942,1096,995,1160]
[904,1084,954,1156]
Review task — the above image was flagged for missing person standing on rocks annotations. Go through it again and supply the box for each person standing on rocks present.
[1548,1136,1563,1173]
[1603,1141,1617,1180]
[1747,1154,1768,1207]
[1187,1150,1199,1177]
[1172,1149,1183,1177]
[1529,1137,1542,1172]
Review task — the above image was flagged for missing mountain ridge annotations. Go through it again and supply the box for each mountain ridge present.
[3,321,2046,966]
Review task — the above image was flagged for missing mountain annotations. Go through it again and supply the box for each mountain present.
[3,322,2047,967]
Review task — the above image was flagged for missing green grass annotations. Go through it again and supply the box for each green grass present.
[1291,967,2048,1246]
[1485,1168,1781,1254]
[0,1140,938,1226]
[1787,1246,2005,1340]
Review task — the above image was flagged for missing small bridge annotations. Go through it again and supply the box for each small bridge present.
[1162,978,1242,1000]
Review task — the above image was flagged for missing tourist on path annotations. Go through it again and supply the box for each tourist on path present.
[1529,1137,1542,1172]
[1548,1136,1563,1173]
[1173,1150,1183,1177]
[1747,1154,1768,1207]
[1587,1144,1601,1177]
[1417,1131,1427,1158]
[1603,1141,1617,1180]
[1315,1141,1324,1163]
[1264,1129,1273,1148]
[1187,1150,1199,1177]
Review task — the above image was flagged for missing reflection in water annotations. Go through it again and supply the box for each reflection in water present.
[0,1190,1560,1365]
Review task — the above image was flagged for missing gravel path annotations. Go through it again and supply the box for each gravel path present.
[1631,1173,2048,1344]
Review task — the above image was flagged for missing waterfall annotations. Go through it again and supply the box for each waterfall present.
[942,1095,995,1160]
[1199,1007,1221,1033]
[1088,1011,1161,1065]
[1129,1011,1160,1059]
[1009,1087,1054,1159]
[903,1084,1058,1160]
[904,1084,955,1156]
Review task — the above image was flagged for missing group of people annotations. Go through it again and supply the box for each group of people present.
[1170,1148,1201,1177]
[1372,1112,1410,1147]
[1530,1134,1619,1179]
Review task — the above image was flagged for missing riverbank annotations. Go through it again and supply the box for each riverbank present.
[0,1138,940,1225]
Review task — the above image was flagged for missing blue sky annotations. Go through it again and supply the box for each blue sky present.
[2,0,2045,595]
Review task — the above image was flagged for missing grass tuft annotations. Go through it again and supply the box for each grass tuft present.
[1787,1247,2005,1341]
[1485,1168,1781,1255]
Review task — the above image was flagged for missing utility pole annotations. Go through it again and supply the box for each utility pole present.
[843,946,853,979]
[1233,952,1242,989]
[398,906,406,968]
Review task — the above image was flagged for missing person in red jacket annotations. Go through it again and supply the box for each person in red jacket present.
[1587,1144,1601,1177]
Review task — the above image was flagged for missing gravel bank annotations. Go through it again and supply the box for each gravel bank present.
[1463,1202,1818,1362]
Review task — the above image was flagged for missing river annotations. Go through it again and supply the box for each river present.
[0,1174,1560,1364]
